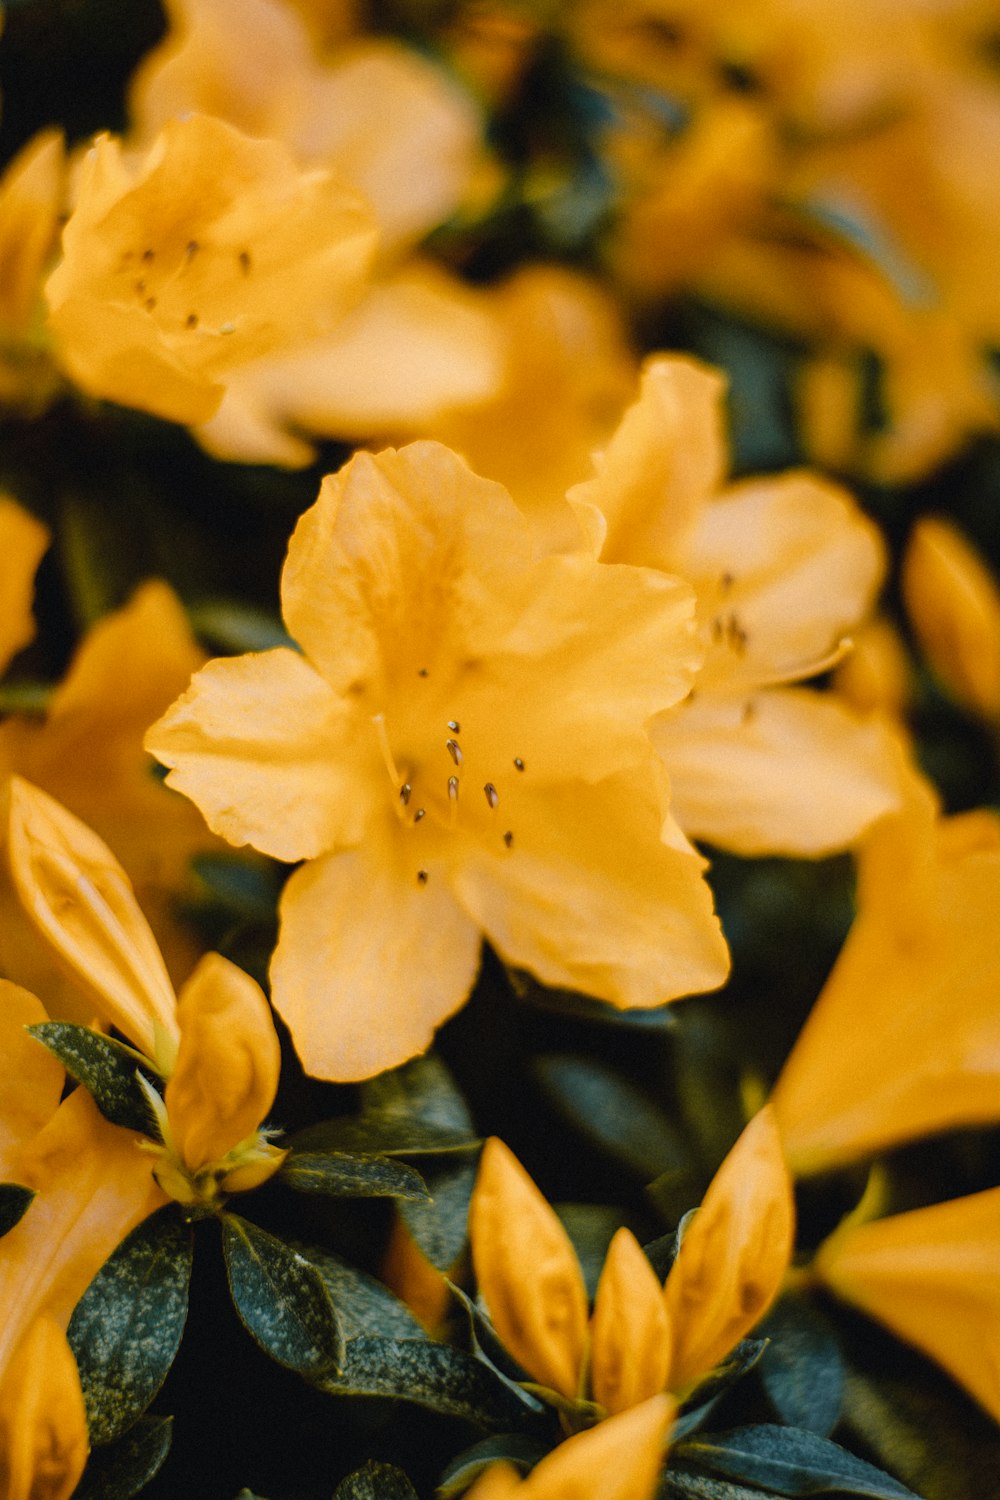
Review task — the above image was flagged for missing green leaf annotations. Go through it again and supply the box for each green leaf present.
[317,1336,543,1431]
[665,1469,782,1500]
[74,1416,173,1500]
[188,598,295,654]
[758,1296,845,1437]
[68,1207,192,1445]
[673,1342,769,1441]
[361,1053,475,1137]
[555,1203,626,1300]
[438,1434,548,1498]
[28,1023,161,1136]
[534,1054,695,1182]
[676,1426,923,1498]
[332,1461,420,1500]
[279,1150,430,1201]
[297,1242,426,1342]
[0,1183,35,1237]
[398,1155,478,1271]
[221,1213,343,1378]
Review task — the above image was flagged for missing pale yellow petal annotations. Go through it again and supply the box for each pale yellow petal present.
[569,355,727,572]
[452,764,729,1009]
[469,1138,589,1400]
[815,1187,1000,1423]
[517,1395,673,1500]
[270,823,482,1081]
[0,982,64,1175]
[166,953,280,1170]
[146,648,370,862]
[0,129,66,337]
[665,1107,794,1393]
[652,688,903,856]
[0,496,49,679]
[0,1317,88,1500]
[590,1228,672,1415]
[6,778,178,1061]
[902,515,1000,719]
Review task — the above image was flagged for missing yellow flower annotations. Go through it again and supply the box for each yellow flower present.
[7,779,286,1209]
[567,355,903,856]
[465,1395,674,1500]
[46,113,378,425]
[771,767,1000,1175]
[147,440,729,1080]
[814,1185,1000,1424]
[0,1316,89,1500]
[902,515,1000,721]
[0,496,48,680]
[0,129,67,415]
[469,1109,793,1417]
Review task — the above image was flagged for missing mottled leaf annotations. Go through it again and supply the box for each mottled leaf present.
[534,1054,693,1181]
[758,1296,845,1437]
[279,1150,429,1201]
[438,1434,549,1498]
[221,1214,343,1378]
[673,1342,769,1441]
[677,1426,922,1498]
[0,1183,35,1237]
[74,1416,173,1500]
[665,1468,781,1500]
[296,1242,426,1342]
[28,1022,160,1136]
[332,1461,420,1500]
[399,1155,478,1271]
[68,1206,191,1445]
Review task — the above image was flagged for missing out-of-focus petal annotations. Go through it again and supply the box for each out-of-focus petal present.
[0,982,63,1174]
[0,1317,89,1500]
[902,515,1000,719]
[0,497,48,680]
[590,1228,672,1415]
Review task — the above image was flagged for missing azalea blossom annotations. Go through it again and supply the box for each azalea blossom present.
[0,1315,89,1500]
[469,1108,793,1416]
[147,439,729,1080]
[46,112,378,425]
[0,129,67,415]
[7,779,286,1209]
[902,514,1000,721]
[771,768,1000,1175]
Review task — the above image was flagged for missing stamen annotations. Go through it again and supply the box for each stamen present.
[448,775,459,829]
[513,757,525,772]
[446,739,463,766]
[448,776,460,800]
[399,782,412,806]
[417,869,429,885]
[484,783,499,809]
[503,830,513,848]
[372,712,404,788]
[413,808,426,823]
[447,720,461,733]
[755,636,855,688]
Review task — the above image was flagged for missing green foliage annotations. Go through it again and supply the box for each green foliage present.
[28,1023,161,1136]
[68,1207,192,1445]
[332,1463,419,1500]
[675,1426,922,1499]
[221,1214,344,1379]
[438,1435,548,1498]
[296,1241,427,1342]
[74,1417,173,1500]
[0,1182,35,1237]
[279,1149,430,1201]
[757,1296,845,1437]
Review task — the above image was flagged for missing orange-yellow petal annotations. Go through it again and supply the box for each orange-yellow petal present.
[590,1228,672,1415]
[146,647,370,863]
[6,778,178,1061]
[270,822,482,1081]
[815,1187,1000,1423]
[0,982,64,1176]
[469,1137,589,1401]
[0,1317,88,1500]
[902,515,1000,719]
[664,1106,794,1393]
[165,952,280,1170]
[0,496,49,680]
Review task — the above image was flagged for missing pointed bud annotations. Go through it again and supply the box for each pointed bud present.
[590,1229,671,1415]
[903,516,1000,719]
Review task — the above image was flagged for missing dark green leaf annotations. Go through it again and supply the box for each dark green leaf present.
[665,1468,782,1500]
[332,1461,419,1500]
[555,1203,626,1300]
[360,1053,474,1136]
[317,1337,544,1431]
[399,1155,478,1271]
[673,1342,769,1441]
[758,1296,845,1437]
[534,1054,694,1182]
[188,598,295,654]
[28,1023,161,1136]
[676,1426,922,1498]
[68,1207,191,1445]
[287,1116,480,1157]
[0,1183,34,1237]
[74,1416,173,1500]
[221,1214,343,1378]
[296,1242,426,1342]
[438,1435,548,1498]
[279,1150,429,1201]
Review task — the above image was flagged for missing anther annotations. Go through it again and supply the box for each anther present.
[417,869,429,885]
[447,720,460,733]
[503,830,513,848]
[414,808,426,823]
[448,776,459,801]
[484,783,499,809]
[513,757,525,772]
[446,739,463,766]
[399,783,412,806]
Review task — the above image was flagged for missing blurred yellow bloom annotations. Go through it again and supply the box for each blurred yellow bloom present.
[7,779,285,1209]
[568,355,903,855]
[815,1184,1000,1423]
[0,1316,89,1500]
[0,129,67,415]
[46,113,378,425]
[0,496,48,678]
[147,440,728,1080]
[772,768,1000,1175]
[832,615,913,719]
[465,1394,674,1500]
[469,1109,793,1417]
[902,515,1000,720]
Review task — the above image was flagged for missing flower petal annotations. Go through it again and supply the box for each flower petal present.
[0,1316,89,1500]
[270,825,482,1081]
[469,1137,588,1400]
[146,647,370,862]
[651,688,903,856]
[591,1228,672,1415]
[517,1395,674,1500]
[0,981,64,1174]
[0,495,49,679]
